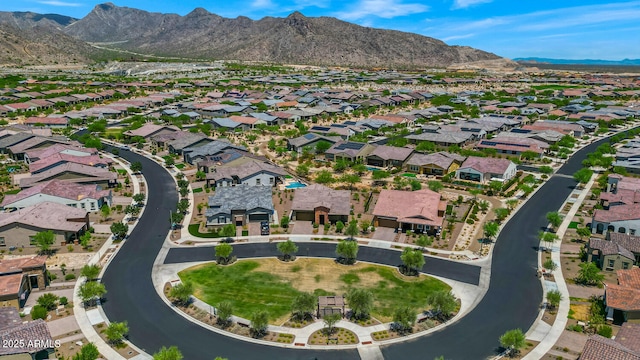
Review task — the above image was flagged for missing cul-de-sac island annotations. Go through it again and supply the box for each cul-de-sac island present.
[0,2,640,360]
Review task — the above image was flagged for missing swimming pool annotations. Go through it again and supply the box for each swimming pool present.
[285,181,307,189]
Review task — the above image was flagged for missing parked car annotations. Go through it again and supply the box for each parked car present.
[260,221,270,236]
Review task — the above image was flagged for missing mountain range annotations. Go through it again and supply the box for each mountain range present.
[515,57,640,66]
[0,2,503,68]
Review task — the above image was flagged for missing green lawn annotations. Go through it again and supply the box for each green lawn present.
[3,189,20,195]
[188,223,224,238]
[401,173,417,178]
[179,259,450,323]
[192,187,203,193]
[175,163,185,169]
[568,221,579,229]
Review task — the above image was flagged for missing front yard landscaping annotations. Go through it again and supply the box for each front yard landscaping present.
[178,258,450,324]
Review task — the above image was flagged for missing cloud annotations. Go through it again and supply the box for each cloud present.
[442,33,476,42]
[36,0,82,6]
[335,0,429,21]
[251,0,275,8]
[451,0,493,10]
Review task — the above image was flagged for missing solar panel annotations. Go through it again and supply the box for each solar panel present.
[335,142,365,150]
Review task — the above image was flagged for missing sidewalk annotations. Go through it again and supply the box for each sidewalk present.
[523,172,597,359]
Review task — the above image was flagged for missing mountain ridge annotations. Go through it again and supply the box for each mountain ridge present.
[0,3,508,68]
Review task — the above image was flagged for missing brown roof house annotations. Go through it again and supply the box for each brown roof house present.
[0,256,47,309]
[580,324,640,360]
[19,162,117,189]
[455,156,517,183]
[0,202,89,249]
[290,184,350,225]
[372,189,447,235]
[405,152,465,176]
[591,204,640,236]
[1,179,112,212]
[366,145,414,168]
[0,307,56,358]
[122,123,179,140]
[325,141,376,163]
[604,267,640,323]
[587,232,640,271]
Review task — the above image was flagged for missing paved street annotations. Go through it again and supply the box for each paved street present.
[100,132,626,359]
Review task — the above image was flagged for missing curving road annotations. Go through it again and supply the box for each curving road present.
[102,133,619,360]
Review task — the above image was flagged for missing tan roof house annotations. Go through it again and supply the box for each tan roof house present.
[290,184,350,225]
[0,256,47,309]
[1,179,112,211]
[122,123,179,140]
[405,152,465,176]
[372,189,447,235]
[366,145,414,168]
[0,202,89,249]
[19,162,117,189]
[456,156,517,183]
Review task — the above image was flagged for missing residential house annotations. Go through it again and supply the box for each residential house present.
[579,323,640,359]
[6,136,71,161]
[475,136,550,157]
[287,133,342,154]
[366,145,413,168]
[24,143,98,164]
[183,140,246,165]
[456,157,518,183]
[167,133,213,155]
[325,141,376,163]
[0,256,47,309]
[405,152,465,175]
[122,123,179,140]
[1,180,112,211]
[522,120,584,137]
[372,189,447,235]
[290,184,350,225]
[405,132,473,147]
[0,307,55,358]
[591,204,640,235]
[196,149,264,174]
[0,201,89,247]
[587,236,637,271]
[205,186,274,226]
[23,116,68,128]
[0,133,36,154]
[19,163,117,189]
[205,160,287,188]
[604,268,640,323]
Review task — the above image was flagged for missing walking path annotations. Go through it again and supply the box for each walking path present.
[522,172,597,359]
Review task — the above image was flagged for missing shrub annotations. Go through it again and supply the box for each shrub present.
[598,325,613,338]
[65,273,76,281]
[31,305,47,320]
[59,296,68,306]
[36,293,59,311]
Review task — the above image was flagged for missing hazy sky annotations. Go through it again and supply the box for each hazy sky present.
[5,0,640,60]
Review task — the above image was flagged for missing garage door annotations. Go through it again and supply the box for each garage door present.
[295,211,314,221]
[377,218,398,229]
[248,213,270,222]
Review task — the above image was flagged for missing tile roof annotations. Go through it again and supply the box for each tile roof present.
[459,156,515,175]
[618,267,640,288]
[20,162,116,188]
[0,319,54,355]
[0,201,88,232]
[1,179,111,208]
[406,152,464,169]
[0,273,23,297]
[608,233,640,253]
[580,335,640,360]
[184,140,245,159]
[25,143,97,161]
[593,204,640,223]
[123,124,179,138]
[405,131,473,145]
[0,256,47,274]
[206,160,287,182]
[368,145,413,161]
[290,184,351,216]
[29,153,110,173]
[0,308,21,331]
[373,189,446,227]
[617,323,640,354]
[168,133,211,151]
[588,238,635,259]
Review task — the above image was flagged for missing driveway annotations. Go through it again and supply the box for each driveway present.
[291,220,313,234]
[372,227,396,242]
